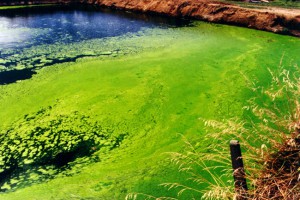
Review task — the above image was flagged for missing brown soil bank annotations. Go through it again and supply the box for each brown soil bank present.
[1,0,300,37]
[86,0,300,37]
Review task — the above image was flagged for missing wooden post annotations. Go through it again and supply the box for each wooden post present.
[230,140,248,200]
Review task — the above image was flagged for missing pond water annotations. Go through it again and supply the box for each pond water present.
[0,5,299,200]
[0,6,187,50]
[0,5,188,84]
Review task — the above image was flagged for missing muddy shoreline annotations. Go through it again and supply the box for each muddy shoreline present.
[0,0,299,37]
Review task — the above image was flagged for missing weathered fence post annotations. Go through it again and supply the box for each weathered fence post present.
[230,140,248,200]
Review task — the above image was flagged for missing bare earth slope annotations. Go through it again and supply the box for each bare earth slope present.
[85,0,300,37]
[0,0,299,36]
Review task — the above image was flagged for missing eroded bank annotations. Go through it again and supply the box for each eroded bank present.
[0,0,299,37]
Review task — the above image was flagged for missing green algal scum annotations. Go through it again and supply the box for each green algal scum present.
[0,19,299,199]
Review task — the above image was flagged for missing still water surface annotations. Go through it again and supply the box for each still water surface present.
[0,6,188,84]
[0,6,185,50]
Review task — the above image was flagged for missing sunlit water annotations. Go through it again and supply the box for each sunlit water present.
[0,6,185,50]
[0,6,188,84]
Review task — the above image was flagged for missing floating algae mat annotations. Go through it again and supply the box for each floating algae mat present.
[0,5,299,200]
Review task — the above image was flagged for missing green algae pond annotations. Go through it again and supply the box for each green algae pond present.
[0,5,299,200]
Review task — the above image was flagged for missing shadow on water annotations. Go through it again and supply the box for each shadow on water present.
[0,69,36,85]
[0,54,99,85]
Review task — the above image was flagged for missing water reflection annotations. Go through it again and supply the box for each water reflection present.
[0,17,43,48]
[0,5,190,84]
[0,5,190,50]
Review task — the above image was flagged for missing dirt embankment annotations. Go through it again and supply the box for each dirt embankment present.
[85,0,300,37]
[1,0,300,37]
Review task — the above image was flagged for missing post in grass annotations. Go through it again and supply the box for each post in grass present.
[230,140,248,200]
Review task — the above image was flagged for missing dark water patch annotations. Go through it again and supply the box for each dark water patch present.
[0,5,191,84]
[0,68,36,85]
[0,5,191,27]
[31,55,87,69]
[0,5,191,50]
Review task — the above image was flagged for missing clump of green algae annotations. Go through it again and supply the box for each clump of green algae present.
[0,105,127,192]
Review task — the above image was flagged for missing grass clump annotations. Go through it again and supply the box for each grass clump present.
[127,60,300,199]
